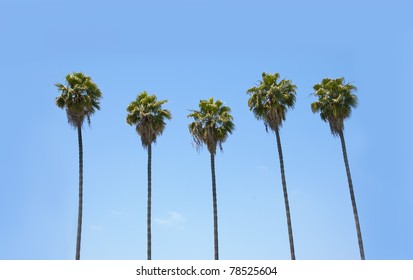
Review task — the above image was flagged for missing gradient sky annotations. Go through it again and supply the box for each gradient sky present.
[1,0,412,260]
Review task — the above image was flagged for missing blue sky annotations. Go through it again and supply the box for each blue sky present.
[0,0,412,260]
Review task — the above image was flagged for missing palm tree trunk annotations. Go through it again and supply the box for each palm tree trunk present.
[275,128,296,260]
[338,130,365,260]
[147,143,152,260]
[210,152,219,260]
[75,124,83,260]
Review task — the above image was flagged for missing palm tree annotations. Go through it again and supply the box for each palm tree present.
[55,72,102,260]
[126,91,172,260]
[311,77,365,260]
[188,98,234,260]
[247,72,297,260]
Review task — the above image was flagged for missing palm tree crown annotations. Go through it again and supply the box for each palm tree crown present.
[188,98,235,155]
[311,77,358,136]
[55,72,102,127]
[247,72,296,132]
[126,91,172,148]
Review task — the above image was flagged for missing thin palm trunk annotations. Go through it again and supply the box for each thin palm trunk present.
[275,128,296,260]
[210,152,219,260]
[75,124,83,260]
[338,130,365,260]
[147,143,152,260]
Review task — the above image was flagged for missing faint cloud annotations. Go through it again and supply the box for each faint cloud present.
[109,209,123,217]
[155,211,186,228]
[90,224,103,232]
[257,165,269,172]
[291,188,304,197]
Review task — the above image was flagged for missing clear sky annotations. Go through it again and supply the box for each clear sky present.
[0,0,412,260]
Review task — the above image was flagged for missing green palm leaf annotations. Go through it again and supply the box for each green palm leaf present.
[311,77,358,136]
[54,72,102,127]
[188,98,234,155]
[126,91,172,149]
[247,72,296,132]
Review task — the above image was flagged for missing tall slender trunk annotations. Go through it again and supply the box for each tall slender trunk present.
[275,128,296,260]
[338,130,365,260]
[75,124,83,260]
[147,143,152,260]
[210,152,219,260]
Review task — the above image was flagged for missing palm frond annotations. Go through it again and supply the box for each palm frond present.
[311,77,358,136]
[188,98,234,155]
[126,91,172,149]
[247,72,296,132]
[54,72,102,128]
